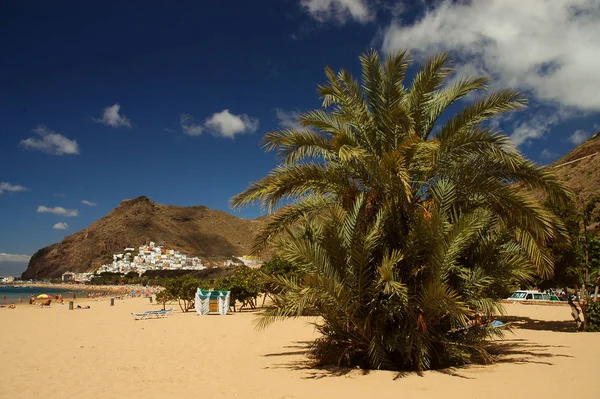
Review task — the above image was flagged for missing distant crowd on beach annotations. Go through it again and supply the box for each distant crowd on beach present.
[1,284,162,310]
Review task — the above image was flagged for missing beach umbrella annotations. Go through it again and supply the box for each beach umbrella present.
[36,294,52,299]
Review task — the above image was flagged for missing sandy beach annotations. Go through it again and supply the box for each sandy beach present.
[0,298,597,399]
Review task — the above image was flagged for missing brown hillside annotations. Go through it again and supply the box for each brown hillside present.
[550,131,600,204]
[22,196,265,279]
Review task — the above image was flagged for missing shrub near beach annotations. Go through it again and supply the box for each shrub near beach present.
[158,267,264,312]
[231,50,570,372]
[542,196,600,331]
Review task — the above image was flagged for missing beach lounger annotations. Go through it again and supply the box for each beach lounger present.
[143,310,162,318]
[157,307,174,317]
[195,292,211,315]
[131,312,150,320]
[218,291,230,316]
[145,307,174,318]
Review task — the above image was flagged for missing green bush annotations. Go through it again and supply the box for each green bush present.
[258,257,303,307]
[217,267,261,311]
[261,257,301,277]
[90,272,126,285]
[155,290,175,311]
[586,300,600,332]
[162,275,201,312]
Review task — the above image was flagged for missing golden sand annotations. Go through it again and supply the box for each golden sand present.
[0,298,597,398]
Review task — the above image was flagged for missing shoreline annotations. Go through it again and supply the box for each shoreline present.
[7,282,159,294]
[1,283,160,305]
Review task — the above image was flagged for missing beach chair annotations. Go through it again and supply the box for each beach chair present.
[195,292,211,315]
[154,308,174,318]
[218,291,231,316]
[131,312,149,320]
[143,310,162,318]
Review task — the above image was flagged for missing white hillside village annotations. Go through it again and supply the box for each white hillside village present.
[61,242,265,282]
[95,241,205,275]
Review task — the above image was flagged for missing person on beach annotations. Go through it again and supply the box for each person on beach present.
[39,299,51,308]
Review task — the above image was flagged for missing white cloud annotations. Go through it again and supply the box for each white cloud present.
[568,129,590,145]
[300,0,374,24]
[540,148,559,161]
[53,193,67,198]
[52,222,69,230]
[180,114,204,136]
[381,0,600,111]
[0,182,27,195]
[0,253,31,263]
[36,206,79,217]
[275,109,302,129]
[181,110,259,138]
[20,125,79,155]
[204,109,259,138]
[81,200,96,207]
[509,112,561,148]
[93,103,132,128]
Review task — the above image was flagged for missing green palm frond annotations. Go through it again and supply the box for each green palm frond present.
[438,209,490,275]
[250,195,335,254]
[262,128,334,164]
[377,250,407,297]
[422,76,489,139]
[430,178,457,214]
[230,163,353,211]
[438,89,527,143]
[407,52,452,137]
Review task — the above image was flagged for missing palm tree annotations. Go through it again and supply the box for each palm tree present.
[232,50,570,371]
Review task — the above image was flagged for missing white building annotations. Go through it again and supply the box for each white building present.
[62,272,93,282]
[96,243,205,275]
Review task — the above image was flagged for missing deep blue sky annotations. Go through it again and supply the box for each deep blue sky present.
[1,0,599,275]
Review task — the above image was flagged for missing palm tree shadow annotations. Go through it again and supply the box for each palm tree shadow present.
[262,341,365,379]
[499,316,577,332]
[394,338,572,379]
[486,339,572,365]
[262,337,572,380]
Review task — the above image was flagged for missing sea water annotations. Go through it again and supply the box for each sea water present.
[0,285,99,303]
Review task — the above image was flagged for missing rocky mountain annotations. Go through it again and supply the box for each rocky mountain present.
[22,196,265,279]
[550,131,600,204]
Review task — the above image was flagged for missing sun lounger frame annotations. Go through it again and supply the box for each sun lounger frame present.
[131,307,174,320]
